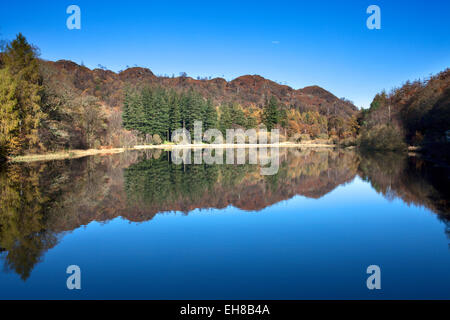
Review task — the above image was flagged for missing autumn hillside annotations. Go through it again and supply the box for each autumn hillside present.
[0,34,362,159]
[43,59,358,119]
[360,68,450,154]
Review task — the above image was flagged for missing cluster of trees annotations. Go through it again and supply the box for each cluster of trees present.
[285,110,327,139]
[122,87,218,141]
[218,102,259,133]
[283,109,359,143]
[122,86,286,142]
[359,68,449,153]
[0,34,111,161]
[122,87,360,145]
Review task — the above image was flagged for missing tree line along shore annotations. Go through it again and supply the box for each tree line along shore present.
[10,142,338,163]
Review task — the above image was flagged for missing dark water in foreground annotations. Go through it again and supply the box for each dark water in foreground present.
[0,148,449,299]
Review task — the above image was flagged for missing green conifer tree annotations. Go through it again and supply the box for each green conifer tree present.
[262,96,280,131]
[219,103,233,134]
[169,89,182,136]
[202,99,217,131]
[122,87,132,130]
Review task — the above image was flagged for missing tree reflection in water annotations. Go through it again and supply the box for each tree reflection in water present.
[0,148,448,280]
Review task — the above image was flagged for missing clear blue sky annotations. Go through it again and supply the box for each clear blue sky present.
[1,0,449,108]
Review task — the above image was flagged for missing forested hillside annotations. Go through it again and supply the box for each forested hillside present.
[0,34,361,161]
[1,33,448,162]
[360,69,450,153]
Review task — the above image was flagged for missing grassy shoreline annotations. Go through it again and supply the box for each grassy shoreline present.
[10,142,336,163]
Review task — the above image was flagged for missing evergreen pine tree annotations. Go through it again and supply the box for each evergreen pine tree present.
[202,99,217,131]
[154,87,170,140]
[179,91,190,129]
[219,103,233,135]
[169,89,182,136]
[186,90,203,132]
[122,86,132,130]
[230,103,246,127]
[262,96,280,131]
[141,86,156,135]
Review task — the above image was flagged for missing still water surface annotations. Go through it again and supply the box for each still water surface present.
[0,148,449,299]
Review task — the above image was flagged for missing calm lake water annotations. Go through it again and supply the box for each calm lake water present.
[0,148,449,300]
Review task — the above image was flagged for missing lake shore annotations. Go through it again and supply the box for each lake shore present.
[10,142,336,163]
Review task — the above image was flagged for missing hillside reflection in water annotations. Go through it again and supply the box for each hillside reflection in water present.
[0,148,448,299]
